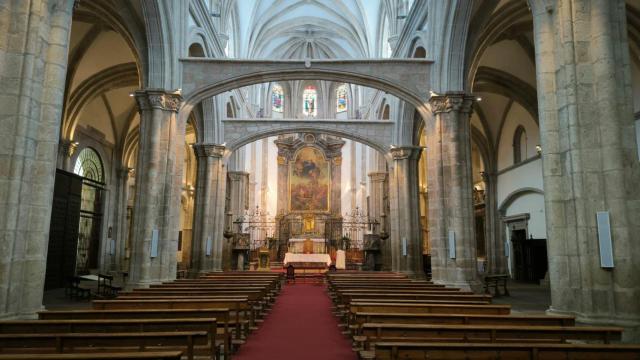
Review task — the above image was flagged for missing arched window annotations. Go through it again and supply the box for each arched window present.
[74,147,104,183]
[336,84,348,113]
[413,46,426,58]
[513,126,527,164]
[272,84,284,113]
[73,147,105,272]
[302,86,317,117]
[188,43,205,57]
[381,104,390,120]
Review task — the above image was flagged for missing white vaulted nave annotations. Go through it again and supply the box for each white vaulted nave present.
[1,0,640,358]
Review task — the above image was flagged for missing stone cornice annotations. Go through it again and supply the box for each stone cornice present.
[429,92,475,115]
[135,89,182,112]
[390,146,422,161]
[193,143,226,158]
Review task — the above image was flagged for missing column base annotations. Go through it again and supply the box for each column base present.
[398,271,426,280]
[433,279,484,293]
[547,307,640,343]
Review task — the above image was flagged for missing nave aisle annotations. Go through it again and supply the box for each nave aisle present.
[234,283,357,360]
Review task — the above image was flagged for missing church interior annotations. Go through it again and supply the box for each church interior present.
[1,0,640,358]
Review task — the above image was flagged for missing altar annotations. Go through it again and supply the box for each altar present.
[283,253,332,267]
[288,237,326,254]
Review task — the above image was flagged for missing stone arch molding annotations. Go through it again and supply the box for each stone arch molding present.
[222,119,393,155]
[178,58,433,150]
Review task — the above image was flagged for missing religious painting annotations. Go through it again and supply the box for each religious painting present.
[289,147,330,212]
[272,83,284,113]
[336,84,347,112]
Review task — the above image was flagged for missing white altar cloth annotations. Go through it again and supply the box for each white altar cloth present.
[288,238,326,254]
[283,253,332,266]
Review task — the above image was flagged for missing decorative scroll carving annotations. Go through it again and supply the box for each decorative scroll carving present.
[193,143,226,158]
[135,90,182,112]
[429,92,475,115]
[390,146,422,161]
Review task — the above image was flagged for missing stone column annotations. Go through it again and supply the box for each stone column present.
[388,146,423,277]
[0,0,74,319]
[128,90,183,287]
[369,171,390,270]
[531,0,640,341]
[112,167,131,272]
[190,144,227,274]
[227,171,249,221]
[427,93,480,291]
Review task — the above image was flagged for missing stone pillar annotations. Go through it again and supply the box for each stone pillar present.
[369,171,389,270]
[112,167,131,272]
[530,0,640,341]
[227,171,249,221]
[0,0,74,319]
[190,144,227,274]
[483,171,505,274]
[128,90,183,287]
[388,146,423,277]
[427,93,480,291]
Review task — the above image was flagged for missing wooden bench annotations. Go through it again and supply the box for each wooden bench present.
[364,342,640,360]
[356,323,623,350]
[484,273,509,297]
[336,292,492,305]
[347,302,511,328]
[96,274,123,299]
[0,352,184,360]
[91,298,251,344]
[351,312,575,331]
[38,308,232,359]
[0,331,207,360]
[0,318,217,360]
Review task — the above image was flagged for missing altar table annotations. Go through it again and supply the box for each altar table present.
[288,238,326,254]
[283,253,332,267]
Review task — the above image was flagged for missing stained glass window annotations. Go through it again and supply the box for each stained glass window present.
[336,84,347,113]
[302,86,317,117]
[272,84,284,113]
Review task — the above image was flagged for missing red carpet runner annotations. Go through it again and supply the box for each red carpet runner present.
[234,283,358,360]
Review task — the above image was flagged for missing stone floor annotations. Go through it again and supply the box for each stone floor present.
[491,280,551,314]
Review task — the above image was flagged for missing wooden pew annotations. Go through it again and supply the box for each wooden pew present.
[366,342,640,360]
[351,312,575,330]
[347,302,511,328]
[336,292,493,305]
[0,319,217,360]
[357,323,624,350]
[92,298,251,344]
[0,352,184,360]
[0,332,207,360]
[38,309,232,359]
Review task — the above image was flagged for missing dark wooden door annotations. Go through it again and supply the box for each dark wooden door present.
[45,170,82,290]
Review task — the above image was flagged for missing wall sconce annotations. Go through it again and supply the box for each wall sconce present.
[536,145,542,155]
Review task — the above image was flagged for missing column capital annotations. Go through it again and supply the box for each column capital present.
[118,167,134,179]
[227,171,249,181]
[58,139,78,158]
[429,92,475,115]
[193,143,226,158]
[368,171,388,182]
[390,146,422,161]
[134,89,182,113]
